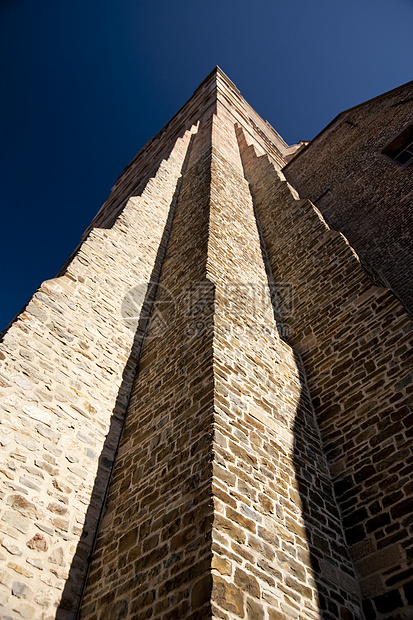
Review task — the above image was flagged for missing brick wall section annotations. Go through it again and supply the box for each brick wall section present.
[0,125,196,619]
[283,82,413,313]
[208,110,361,620]
[237,128,413,619]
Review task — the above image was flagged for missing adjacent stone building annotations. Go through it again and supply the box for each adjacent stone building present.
[284,82,413,313]
[0,67,411,619]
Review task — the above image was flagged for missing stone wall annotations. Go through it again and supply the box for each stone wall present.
[208,109,361,619]
[0,122,197,619]
[238,128,413,619]
[79,102,363,620]
[0,67,411,620]
[79,113,216,620]
[284,81,413,313]
[0,66,301,620]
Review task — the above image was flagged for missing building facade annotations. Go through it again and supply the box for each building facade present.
[0,68,411,619]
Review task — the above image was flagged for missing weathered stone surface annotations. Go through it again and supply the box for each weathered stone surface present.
[191,574,212,610]
[213,575,245,617]
[0,67,411,620]
[284,83,413,313]
[6,495,37,519]
[1,541,22,557]
[237,120,412,618]
[12,580,32,598]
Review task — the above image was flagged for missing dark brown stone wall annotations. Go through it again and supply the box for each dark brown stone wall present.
[283,81,413,313]
[238,128,413,619]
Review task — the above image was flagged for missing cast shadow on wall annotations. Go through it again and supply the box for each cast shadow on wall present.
[235,125,362,620]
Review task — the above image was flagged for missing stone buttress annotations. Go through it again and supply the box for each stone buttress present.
[0,121,198,618]
[78,90,363,619]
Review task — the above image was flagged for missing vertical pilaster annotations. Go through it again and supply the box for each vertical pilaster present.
[79,115,216,619]
[208,110,361,619]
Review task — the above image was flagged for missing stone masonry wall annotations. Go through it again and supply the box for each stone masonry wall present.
[284,81,413,313]
[79,102,364,620]
[82,67,290,240]
[79,115,216,620]
[1,67,411,620]
[0,67,303,620]
[0,125,197,619]
[208,109,361,620]
[238,128,413,619]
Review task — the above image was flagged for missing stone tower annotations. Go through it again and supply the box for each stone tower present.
[0,68,412,620]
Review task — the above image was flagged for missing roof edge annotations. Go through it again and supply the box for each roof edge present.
[284,79,413,169]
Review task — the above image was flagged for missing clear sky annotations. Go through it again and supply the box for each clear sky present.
[0,0,412,332]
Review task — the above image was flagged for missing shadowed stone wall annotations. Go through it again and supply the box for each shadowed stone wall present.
[0,68,411,620]
[284,81,413,314]
[207,109,361,619]
[238,127,413,619]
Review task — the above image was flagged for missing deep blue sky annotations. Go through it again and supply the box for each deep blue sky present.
[0,0,412,332]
